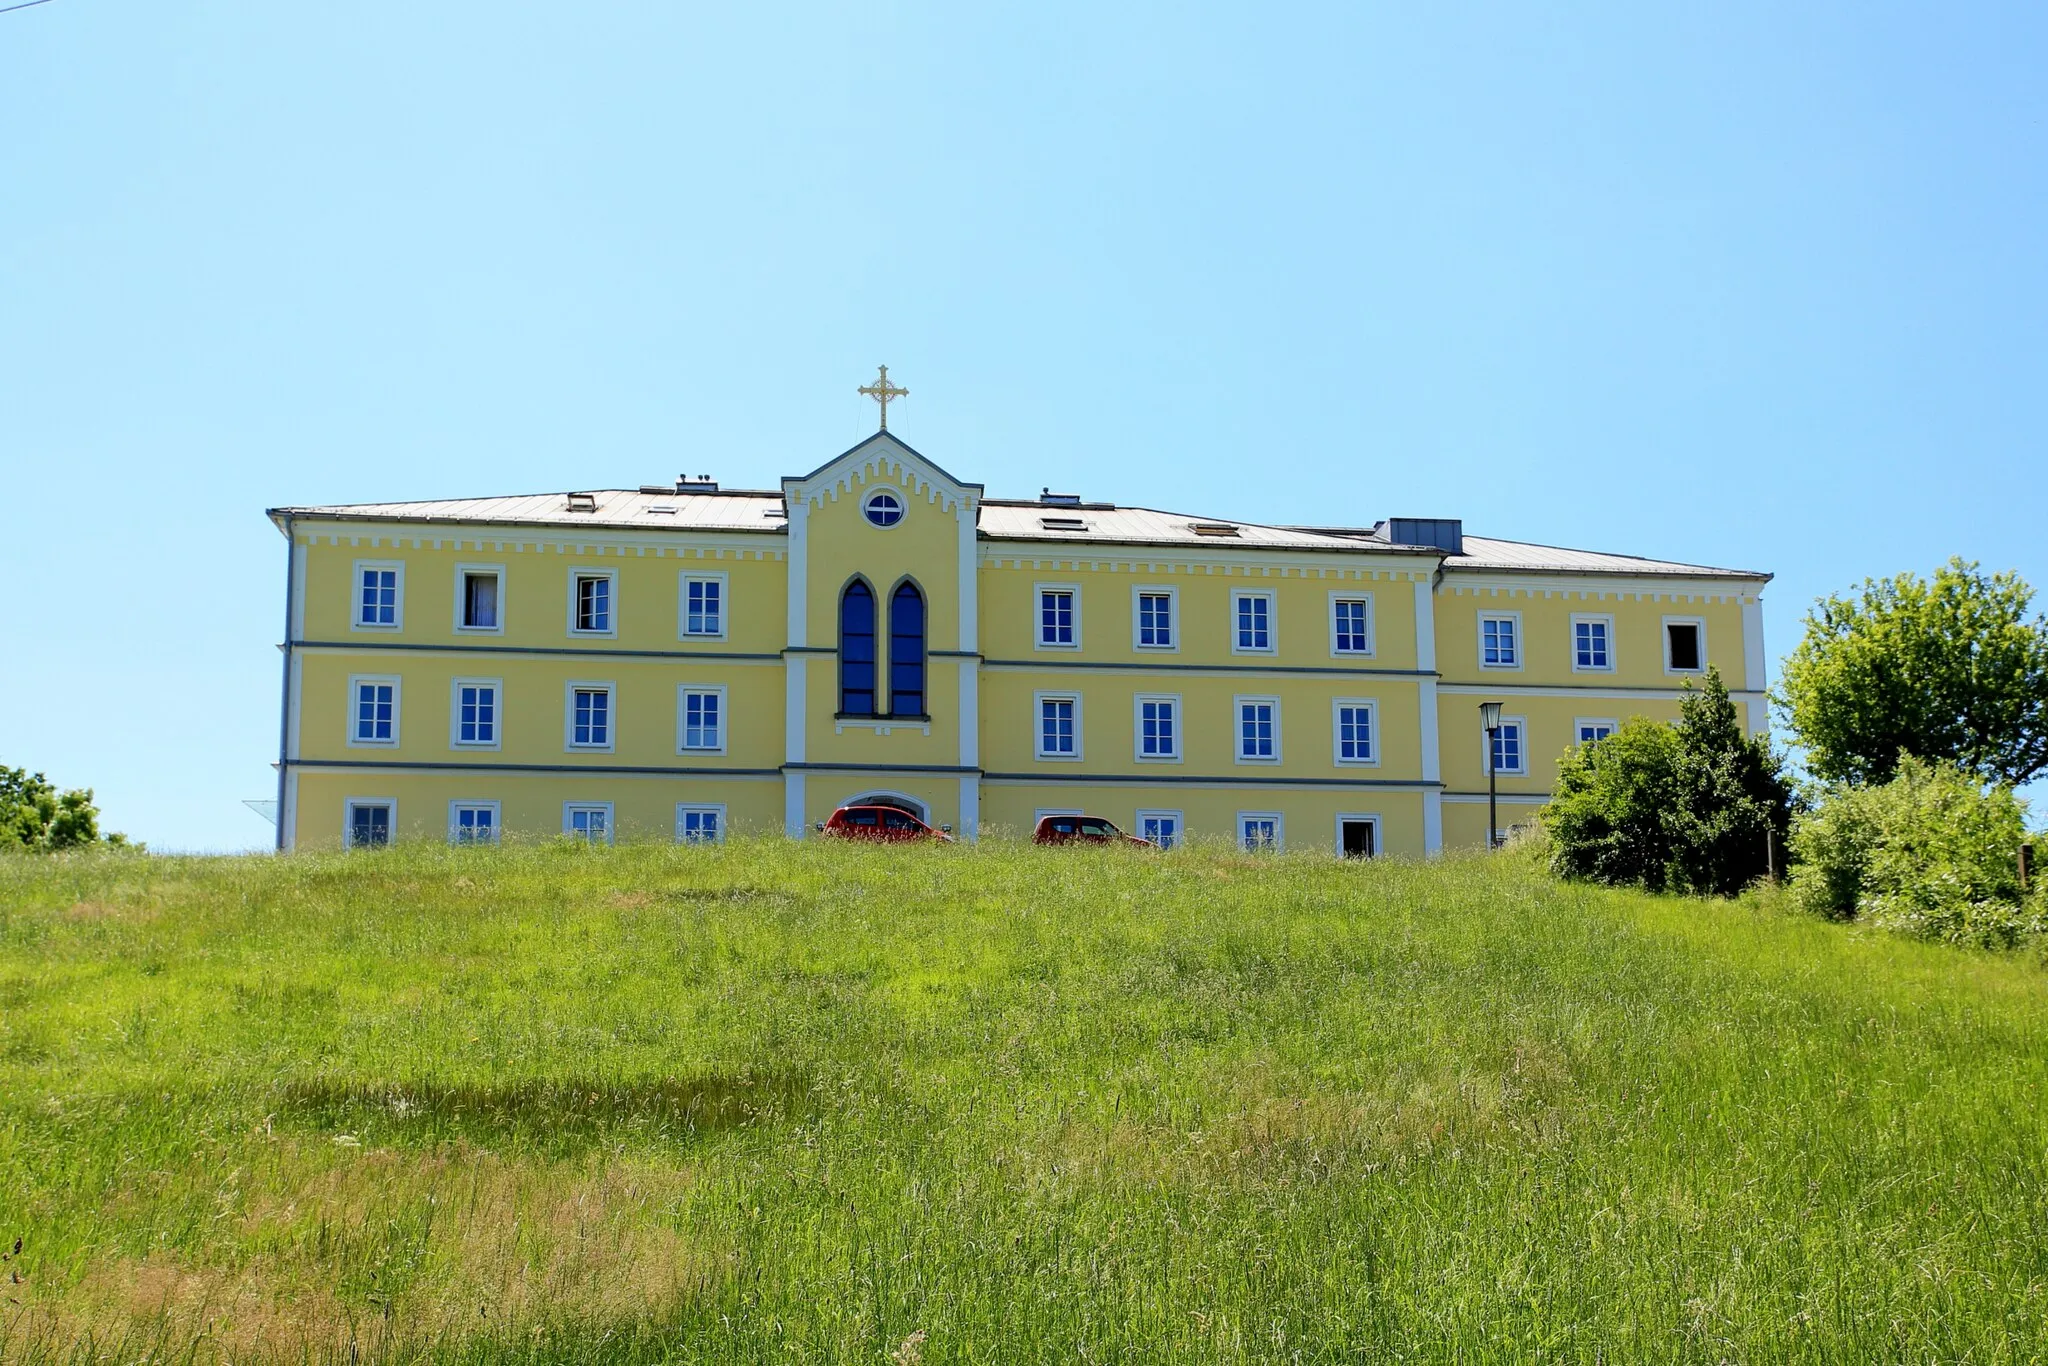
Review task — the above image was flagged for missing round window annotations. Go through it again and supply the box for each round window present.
[863,490,905,528]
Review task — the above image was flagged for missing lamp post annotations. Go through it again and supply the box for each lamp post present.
[1479,701,1504,850]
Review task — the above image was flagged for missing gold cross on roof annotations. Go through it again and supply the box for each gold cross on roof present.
[858,365,908,430]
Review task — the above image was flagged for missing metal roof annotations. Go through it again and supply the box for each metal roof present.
[974,502,1423,554]
[270,489,789,534]
[1445,535,1768,580]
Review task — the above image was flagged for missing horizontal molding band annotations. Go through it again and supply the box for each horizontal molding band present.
[1437,681,1764,699]
[286,758,782,778]
[981,659,1435,679]
[1441,791,1551,804]
[294,640,783,663]
[783,762,981,775]
[983,772,1442,789]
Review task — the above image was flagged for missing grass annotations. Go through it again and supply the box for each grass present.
[2,838,2046,1363]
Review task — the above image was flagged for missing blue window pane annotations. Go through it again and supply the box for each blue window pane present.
[840,581,876,714]
[889,582,926,716]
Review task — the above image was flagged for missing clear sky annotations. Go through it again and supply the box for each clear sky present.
[3,2,2044,851]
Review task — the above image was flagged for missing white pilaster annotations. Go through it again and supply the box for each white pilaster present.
[1742,594,1768,737]
[1414,575,1443,855]
[958,774,981,842]
[1423,789,1443,857]
[786,501,809,647]
[957,500,979,653]
[785,498,810,834]
[784,770,807,838]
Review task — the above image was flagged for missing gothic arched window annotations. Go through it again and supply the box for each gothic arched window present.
[889,581,926,717]
[839,580,877,715]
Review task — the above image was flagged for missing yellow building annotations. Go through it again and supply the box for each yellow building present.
[268,412,1769,855]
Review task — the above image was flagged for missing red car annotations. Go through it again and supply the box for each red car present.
[1032,814,1151,846]
[817,805,954,842]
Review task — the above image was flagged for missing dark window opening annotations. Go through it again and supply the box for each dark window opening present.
[463,573,499,629]
[1342,820,1377,858]
[889,582,926,717]
[840,581,876,715]
[1667,622,1702,672]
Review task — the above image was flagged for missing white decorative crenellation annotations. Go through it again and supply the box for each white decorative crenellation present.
[796,453,975,515]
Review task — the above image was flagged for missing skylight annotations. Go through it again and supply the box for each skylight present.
[1040,516,1089,532]
[1191,521,1241,537]
[565,492,599,513]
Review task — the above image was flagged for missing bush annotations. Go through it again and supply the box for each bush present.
[1544,669,1793,896]
[1789,756,2046,948]
[0,765,130,852]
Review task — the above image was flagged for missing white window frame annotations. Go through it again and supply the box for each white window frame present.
[452,563,506,635]
[1663,616,1708,675]
[675,803,727,843]
[563,801,614,845]
[1570,613,1614,673]
[566,566,619,638]
[676,684,728,755]
[449,677,503,750]
[1237,811,1284,851]
[351,560,404,632]
[344,797,396,849]
[345,673,402,749]
[1133,692,1183,763]
[1334,812,1382,858]
[1478,611,1523,671]
[1135,809,1184,849]
[1328,591,1375,657]
[1230,590,1277,656]
[448,800,501,845]
[1574,717,1619,746]
[564,680,617,752]
[1485,714,1529,777]
[861,485,908,529]
[1233,694,1282,764]
[1331,697,1379,767]
[1033,807,1085,823]
[678,571,729,641]
[1131,584,1179,652]
[1033,690,1084,761]
[1035,582,1081,650]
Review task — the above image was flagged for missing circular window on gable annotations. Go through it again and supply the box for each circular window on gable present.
[863,489,905,528]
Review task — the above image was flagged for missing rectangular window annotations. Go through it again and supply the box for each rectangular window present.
[457,568,502,632]
[1331,595,1373,655]
[1134,588,1176,650]
[570,571,615,635]
[1333,699,1377,765]
[449,802,499,844]
[1136,810,1182,849]
[1236,696,1279,762]
[1480,614,1520,669]
[567,684,614,750]
[354,562,402,629]
[452,679,499,748]
[348,675,399,746]
[1238,813,1282,851]
[1135,694,1181,761]
[681,574,725,638]
[676,804,725,843]
[1572,615,1613,671]
[1576,719,1617,745]
[1666,619,1705,673]
[1037,586,1078,648]
[346,799,393,849]
[1489,719,1527,776]
[564,803,612,844]
[678,687,725,753]
[1036,693,1080,759]
[1338,816,1379,858]
[1233,592,1274,653]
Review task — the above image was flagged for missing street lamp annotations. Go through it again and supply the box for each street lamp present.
[1479,701,1504,850]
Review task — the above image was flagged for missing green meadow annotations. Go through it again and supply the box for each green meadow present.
[2,840,2045,1363]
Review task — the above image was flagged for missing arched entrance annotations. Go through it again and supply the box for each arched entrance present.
[839,790,930,823]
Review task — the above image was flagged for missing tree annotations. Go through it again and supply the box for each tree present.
[1776,559,2048,787]
[0,766,129,851]
[1544,669,1793,896]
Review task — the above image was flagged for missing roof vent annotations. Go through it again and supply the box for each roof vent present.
[639,484,677,495]
[565,492,599,513]
[1381,518,1463,554]
[1039,516,1089,533]
[762,507,787,519]
[1039,489,1082,506]
[1190,521,1241,538]
[677,474,719,493]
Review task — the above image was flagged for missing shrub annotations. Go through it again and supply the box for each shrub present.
[0,765,130,852]
[1789,755,2046,949]
[1545,668,1793,896]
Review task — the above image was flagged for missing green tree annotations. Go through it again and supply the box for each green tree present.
[0,766,129,851]
[1776,559,2048,787]
[1544,669,1793,896]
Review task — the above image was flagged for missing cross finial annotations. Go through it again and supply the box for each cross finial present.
[858,365,908,431]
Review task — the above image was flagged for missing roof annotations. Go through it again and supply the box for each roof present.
[1444,535,1768,580]
[270,488,789,534]
[974,502,1425,554]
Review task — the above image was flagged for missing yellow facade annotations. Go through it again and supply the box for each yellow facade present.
[271,432,1770,855]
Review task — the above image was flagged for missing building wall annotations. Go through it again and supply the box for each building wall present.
[277,442,1768,856]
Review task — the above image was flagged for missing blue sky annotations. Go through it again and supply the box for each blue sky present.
[3,2,2044,851]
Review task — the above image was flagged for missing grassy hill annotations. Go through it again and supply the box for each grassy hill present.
[2,840,2044,1363]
